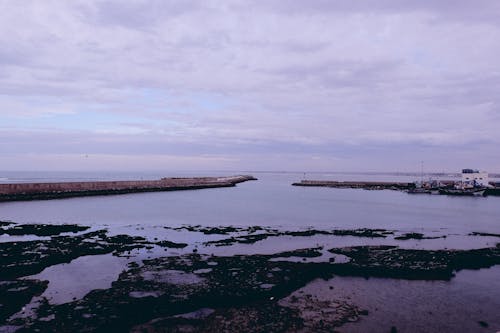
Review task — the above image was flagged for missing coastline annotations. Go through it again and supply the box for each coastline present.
[1,221,499,332]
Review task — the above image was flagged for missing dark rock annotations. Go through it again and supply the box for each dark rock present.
[0,279,48,322]
[285,230,331,237]
[0,221,15,227]
[470,232,500,238]
[205,233,274,246]
[332,228,390,238]
[0,230,147,279]
[395,233,444,240]
[328,245,500,280]
[154,240,188,249]
[0,223,90,236]
[11,252,333,332]
[203,227,394,247]
[274,248,323,258]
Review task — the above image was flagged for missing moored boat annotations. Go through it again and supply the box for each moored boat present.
[407,188,431,194]
[438,188,486,197]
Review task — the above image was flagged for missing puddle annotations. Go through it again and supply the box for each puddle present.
[174,308,215,319]
[260,283,275,289]
[0,325,21,333]
[24,253,129,304]
[129,291,164,298]
[0,235,52,243]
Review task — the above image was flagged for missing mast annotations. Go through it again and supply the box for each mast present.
[420,161,424,184]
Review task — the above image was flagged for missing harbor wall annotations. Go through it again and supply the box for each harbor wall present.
[292,180,414,190]
[0,175,256,201]
[292,180,500,196]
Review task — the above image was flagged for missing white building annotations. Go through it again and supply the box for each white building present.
[461,169,489,187]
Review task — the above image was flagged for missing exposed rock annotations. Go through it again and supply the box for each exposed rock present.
[0,279,48,322]
[329,245,500,280]
[155,241,188,249]
[332,228,392,238]
[469,232,500,238]
[0,230,147,279]
[3,223,500,332]
[0,224,90,236]
[273,248,323,258]
[394,233,444,240]
[0,221,14,227]
[130,303,301,333]
[203,228,394,247]
[167,225,276,235]
[11,252,332,332]
[279,292,362,332]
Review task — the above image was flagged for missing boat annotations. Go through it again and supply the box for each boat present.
[472,190,486,197]
[407,188,431,194]
[438,188,486,197]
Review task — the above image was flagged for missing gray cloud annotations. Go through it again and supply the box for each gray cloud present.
[0,1,499,171]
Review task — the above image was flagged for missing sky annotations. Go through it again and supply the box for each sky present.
[1,0,500,172]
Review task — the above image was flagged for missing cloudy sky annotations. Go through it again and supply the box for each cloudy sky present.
[1,0,499,172]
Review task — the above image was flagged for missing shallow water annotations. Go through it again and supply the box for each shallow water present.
[24,253,129,304]
[1,172,499,236]
[1,171,500,330]
[296,266,500,333]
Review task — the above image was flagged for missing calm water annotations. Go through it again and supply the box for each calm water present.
[0,171,499,235]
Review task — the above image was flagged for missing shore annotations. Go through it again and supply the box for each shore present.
[0,175,257,202]
[1,221,499,332]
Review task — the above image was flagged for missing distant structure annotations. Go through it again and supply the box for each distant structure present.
[461,169,489,187]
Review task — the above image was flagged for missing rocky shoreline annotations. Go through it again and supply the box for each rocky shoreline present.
[1,222,500,332]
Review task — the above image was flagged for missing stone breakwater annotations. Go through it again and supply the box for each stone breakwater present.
[0,175,257,202]
[292,180,500,196]
[292,180,414,190]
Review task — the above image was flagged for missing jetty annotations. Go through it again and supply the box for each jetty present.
[292,180,414,190]
[0,175,257,202]
[292,179,500,196]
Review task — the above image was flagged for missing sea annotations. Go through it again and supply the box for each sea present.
[1,170,500,332]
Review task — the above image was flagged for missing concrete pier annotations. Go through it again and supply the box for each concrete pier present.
[293,180,500,196]
[0,175,257,202]
[292,180,414,190]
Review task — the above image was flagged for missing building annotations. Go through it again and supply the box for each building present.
[461,169,489,187]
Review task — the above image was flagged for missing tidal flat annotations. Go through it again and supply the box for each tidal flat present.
[1,221,500,332]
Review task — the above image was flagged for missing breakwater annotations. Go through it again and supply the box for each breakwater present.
[292,180,500,196]
[0,175,257,202]
[292,180,414,190]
